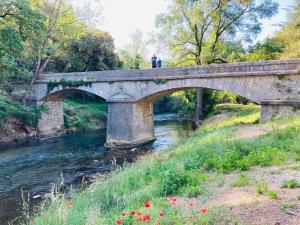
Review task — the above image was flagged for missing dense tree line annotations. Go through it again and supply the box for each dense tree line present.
[0,0,121,103]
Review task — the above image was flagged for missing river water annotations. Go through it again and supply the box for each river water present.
[0,114,192,225]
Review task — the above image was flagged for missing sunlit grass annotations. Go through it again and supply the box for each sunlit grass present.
[29,104,300,225]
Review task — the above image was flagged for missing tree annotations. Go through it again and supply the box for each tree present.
[0,0,44,94]
[22,0,88,104]
[276,0,300,59]
[119,30,148,69]
[156,0,278,122]
[48,30,122,72]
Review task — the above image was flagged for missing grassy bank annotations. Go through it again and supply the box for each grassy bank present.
[29,104,300,225]
[63,99,107,131]
[0,95,42,142]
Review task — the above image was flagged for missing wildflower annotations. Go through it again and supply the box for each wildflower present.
[159,211,165,217]
[116,219,123,224]
[121,212,126,216]
[201,207,208,214]
[189,203,193,208]
[144,199,151,208]
[66,201,74,208]
[130,211,136,216]
[137,212,142,216]
[142,214,150,221]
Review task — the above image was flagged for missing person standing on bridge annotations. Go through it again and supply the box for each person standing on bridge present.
[151,54,157,68]
[157,58,162,68]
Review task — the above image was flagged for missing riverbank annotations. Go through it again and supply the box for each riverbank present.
[29,104,300,225]
[0,96,107,144]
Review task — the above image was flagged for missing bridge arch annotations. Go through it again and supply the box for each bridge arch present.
[134,78,262,103]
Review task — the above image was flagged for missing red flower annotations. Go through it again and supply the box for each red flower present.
[159,211,165,217]
[142,214,150,221]
[116,220,123,224]
[189,203,193,208]
[66,201,74,208]
[201,207,208,214]
[130,211,136,216]
[144,199,151,208]
[121,212,126,216]
[137,212,142,216]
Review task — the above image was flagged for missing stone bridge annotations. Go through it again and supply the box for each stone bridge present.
[32,59,300,148]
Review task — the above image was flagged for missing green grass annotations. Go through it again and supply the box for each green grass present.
[28,104,300,225]
[232,173,251,187]
[63,99,107,130]
[0,95,41,129]
[281,179,300,189]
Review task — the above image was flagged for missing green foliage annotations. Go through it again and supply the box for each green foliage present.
[63,98,107,130]
[0,0,44,93]
[48,31,122,72]
[47,79,92,94]
[0,95,42,128]
[281,202,296,210]
[255,178,269,195]
[281,179,300,189]
[268,191,278,200]
[232,173,251,187]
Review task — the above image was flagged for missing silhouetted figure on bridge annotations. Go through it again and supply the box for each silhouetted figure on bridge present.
[157,58,162,68]
[151,54,157,68]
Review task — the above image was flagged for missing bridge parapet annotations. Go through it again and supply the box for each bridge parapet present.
[35,59,300,83]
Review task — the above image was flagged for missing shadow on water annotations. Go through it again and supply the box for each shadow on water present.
[0,114,192,225]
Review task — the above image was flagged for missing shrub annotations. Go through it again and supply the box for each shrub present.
[281,179,300,189]
[268,191,278,200]
[255,178,269,195]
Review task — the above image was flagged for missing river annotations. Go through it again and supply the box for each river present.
[0,114,192,225]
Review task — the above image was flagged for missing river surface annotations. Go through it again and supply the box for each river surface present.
[0,114,192,225]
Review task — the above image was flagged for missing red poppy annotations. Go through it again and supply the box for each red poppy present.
[142,214,150,221]
[201,207,208,214]
[159,211,165,217]
[130,211,136,216]
[189,203,193,208]
[144,199,151,208]
[137,212,142,216]
[66,201,74,208]
[116,220,123,224]
[121,212,126,216]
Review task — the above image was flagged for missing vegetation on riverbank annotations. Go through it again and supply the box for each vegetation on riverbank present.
[63,99,107,131]
[0,95,42,142]
[28,104,300,224]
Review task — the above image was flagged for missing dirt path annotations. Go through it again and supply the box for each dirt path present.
[175,165,300,225]
[176,113,300,224]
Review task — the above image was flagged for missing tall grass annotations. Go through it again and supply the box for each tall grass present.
[29,104,300,225]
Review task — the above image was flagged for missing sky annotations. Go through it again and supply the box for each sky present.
[84,0,296,49]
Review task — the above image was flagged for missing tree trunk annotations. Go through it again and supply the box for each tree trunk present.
[195,87,203,121]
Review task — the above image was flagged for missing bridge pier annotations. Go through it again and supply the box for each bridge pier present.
[105,101,155,149]
[37,101,65,137]
[261,100,300,123]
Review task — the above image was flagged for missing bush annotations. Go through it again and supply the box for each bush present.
[281,179,300,189]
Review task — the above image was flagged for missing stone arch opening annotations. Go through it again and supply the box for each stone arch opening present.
[38,88,108,137]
